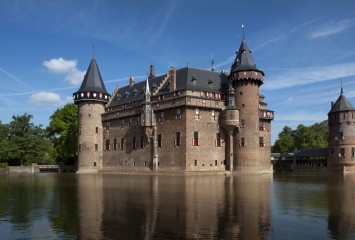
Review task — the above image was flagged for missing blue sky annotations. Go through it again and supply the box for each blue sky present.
[0,0,355,143]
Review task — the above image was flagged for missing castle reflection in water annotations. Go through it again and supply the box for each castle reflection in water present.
[76,173,355,239]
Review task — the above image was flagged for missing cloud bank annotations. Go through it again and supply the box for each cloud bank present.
[28,91,70,107]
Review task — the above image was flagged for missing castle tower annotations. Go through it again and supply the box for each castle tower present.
[73,57,110,173]
[220,82,240,171]
[229,37,272,173]
[328,87,355,172]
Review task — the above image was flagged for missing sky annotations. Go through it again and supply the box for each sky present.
[0,0,355,144]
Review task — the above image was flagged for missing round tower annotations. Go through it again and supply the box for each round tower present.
[73,57,110,173]
[328,88,355,172]
[229,37,272,173]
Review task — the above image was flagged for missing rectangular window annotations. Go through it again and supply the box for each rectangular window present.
[105,139,110,151]
[175,132,181,146]
[340,148,345,157]
[339,132,344,140]
[132,137,137,149]
[352,148,355,157]
[95,127,99,134]
[241,119,245,128]
[259,121,265,131]
[120,138,125,150]
[121,119,125,128]
[240,138,246,147]
[95,144,98,151]
[114,139,117,150]
[140,136,145,148]
[259,137,265,147]
[194,160,197,166]
[105,122,110,130]
[157,134,162,148]
[195,108,200,119]
[175,108,182,120]
[215,133,222,147]
[136,116,140,126]
[211,110,216,121]
[215,160,218,166]
[159,112,165,122]
[193,131,199,146]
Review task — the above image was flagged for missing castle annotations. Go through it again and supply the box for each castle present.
[73,37,274,173]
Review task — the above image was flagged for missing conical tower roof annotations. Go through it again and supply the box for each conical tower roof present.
[73,57,110,103]
[329,89,354,113]
[76,57,108,94]
[230,39,264,75]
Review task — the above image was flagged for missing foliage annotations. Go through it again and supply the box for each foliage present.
[47,103,78,165]
[272,120,328,153]
[0,114,53,166]
[0,162,7,168]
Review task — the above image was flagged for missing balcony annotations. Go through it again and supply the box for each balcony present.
[259,110,274,120]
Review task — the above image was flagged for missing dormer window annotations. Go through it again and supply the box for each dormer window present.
[208,78,213,85]
[191,74,197,83]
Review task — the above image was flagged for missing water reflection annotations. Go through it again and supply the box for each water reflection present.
[2,173,355,239]
[77,174,272,239]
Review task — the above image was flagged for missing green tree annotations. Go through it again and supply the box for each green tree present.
[4,114,52,165]
[272,126,295,153]
[47,103,78,165]
[272,120,328,153]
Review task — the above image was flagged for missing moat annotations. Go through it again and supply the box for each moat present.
[1,173,354,239]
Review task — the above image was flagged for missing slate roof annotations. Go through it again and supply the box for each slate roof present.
[75,58,109,95]
[230,39,264,75]
[329,89,354,113]
[294,148,329,157]
[108,67,230,107]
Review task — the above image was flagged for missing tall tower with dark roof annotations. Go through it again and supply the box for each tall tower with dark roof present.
[328,87,355,172]
[73,57,110,173]
[229,37,273,173]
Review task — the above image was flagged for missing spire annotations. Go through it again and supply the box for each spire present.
[242,24,245,40]
[341,79,343,94]
[144,76,151,103]
[230,35,264,75]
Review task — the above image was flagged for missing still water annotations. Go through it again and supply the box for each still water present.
[0,172,354,240]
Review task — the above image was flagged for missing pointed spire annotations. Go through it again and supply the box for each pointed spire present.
[230,36,264,75]
[144,76,151,103]
[242,24,245,40]
[76,57,108,95]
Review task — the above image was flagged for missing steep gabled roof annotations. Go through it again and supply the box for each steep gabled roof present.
[230,39,264,75]
[76,57,108,94]
[107,67,229,108]
[329,89,354,113]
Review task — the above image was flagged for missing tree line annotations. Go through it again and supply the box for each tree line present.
[272,120,328,153]
[0,104,78,166]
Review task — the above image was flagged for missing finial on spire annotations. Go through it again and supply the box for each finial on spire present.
[341,79,343,94]
[242,24,245,40]
[92,45,95,58]
[211,55,215,71]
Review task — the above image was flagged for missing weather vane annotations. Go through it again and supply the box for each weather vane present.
[242,24,245,40]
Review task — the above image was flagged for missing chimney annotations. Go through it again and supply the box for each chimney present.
[149,65,155,78]
[129,76,135,87]
[169,66,176,92]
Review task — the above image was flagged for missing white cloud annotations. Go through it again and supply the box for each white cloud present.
[43,58,77,74]
[29,92,65,107]
[276,111,326,122]
[310,19,353,39]
[43,57,85,85]
[264,62,355,90]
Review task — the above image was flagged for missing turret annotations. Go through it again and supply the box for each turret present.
[73,57,110,173]
[328,87,355,172]
[230,35,272,173]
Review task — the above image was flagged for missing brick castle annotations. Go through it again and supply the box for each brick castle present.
[73,37,274,173]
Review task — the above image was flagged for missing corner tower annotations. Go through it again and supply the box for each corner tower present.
[229,37,273,173]
[328,87,355,172]
[73,57,110,173]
